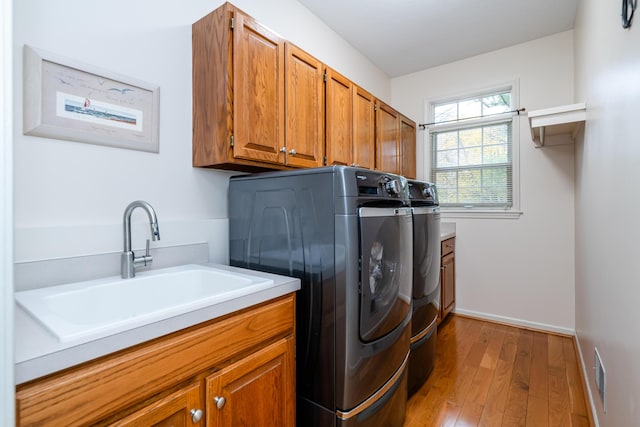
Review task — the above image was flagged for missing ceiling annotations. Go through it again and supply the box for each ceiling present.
[297,0,579,77]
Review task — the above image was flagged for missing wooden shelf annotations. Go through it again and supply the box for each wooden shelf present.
[528,103,586,147]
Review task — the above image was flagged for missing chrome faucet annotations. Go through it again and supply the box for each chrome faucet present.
[121,200,160,279]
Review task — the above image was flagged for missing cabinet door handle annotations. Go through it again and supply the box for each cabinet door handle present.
[279,147,286,153]
[190,408,203,423]
[214,396,226,409]
[288,149,296,155]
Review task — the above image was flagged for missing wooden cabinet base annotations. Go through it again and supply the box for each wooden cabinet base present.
[16,294,296,426]
[439,237,456,323]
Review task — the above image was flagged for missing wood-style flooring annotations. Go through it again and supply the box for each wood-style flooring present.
[404,315,592,427]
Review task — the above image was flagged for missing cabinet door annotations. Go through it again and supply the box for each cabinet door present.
[441,252,455,319]
[233,10,285,165]
[325,67,353,166]
[400,114,416,179]
[353,86,375,169]
[113,383,204,427]
[375,100,400,174]
[285,43,324,168]
[206,337,295,427]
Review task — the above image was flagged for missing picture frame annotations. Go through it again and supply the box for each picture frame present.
[23,45,160,153]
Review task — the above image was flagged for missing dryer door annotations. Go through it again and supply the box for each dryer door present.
[358,206,413,342]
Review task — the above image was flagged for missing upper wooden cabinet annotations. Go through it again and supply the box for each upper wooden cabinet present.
[376,100,401,175]
[285,43,324,168]
[193,4,285,170]
[193,4,322,170]
[400,113,417,179]
[325,67,354,166]
[352,86,376,169]
[192,2,416,175]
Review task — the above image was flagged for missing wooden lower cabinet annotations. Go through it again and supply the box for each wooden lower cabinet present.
[16,294,296,427]
[206,337,295,426]
[439,237,456,322]
[114,383,204,427]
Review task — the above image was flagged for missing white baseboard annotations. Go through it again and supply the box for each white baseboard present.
[453,308,575,336]
[574,334,600,427]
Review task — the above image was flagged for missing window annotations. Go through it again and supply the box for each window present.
[429,86,519,214]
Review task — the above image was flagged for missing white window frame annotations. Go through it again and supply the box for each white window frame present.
[424,81,522,219]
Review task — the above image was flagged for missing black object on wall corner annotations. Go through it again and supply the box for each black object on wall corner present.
[622,0,636,29]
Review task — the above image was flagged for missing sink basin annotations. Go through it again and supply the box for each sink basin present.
[15,264,274,343]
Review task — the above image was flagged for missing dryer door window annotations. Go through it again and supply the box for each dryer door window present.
[358,207,413,342]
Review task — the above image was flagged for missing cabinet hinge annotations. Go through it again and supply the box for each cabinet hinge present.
[230,135,234,147]
[323,156,327,165]
[323,72,327,83]
[374,103,378,111]
[230,17,234,30]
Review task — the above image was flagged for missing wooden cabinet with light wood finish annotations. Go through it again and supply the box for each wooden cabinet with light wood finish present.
[352,85,376,169]
[193,3,286,170]
[193,4,323,171]
[110,382,204,427]
[285,43,324,168]
[193,2,416,175]
[375,100,401,174]
[206,337,295,426]
[399,113,416,179]
[439,237,455,322]
[325,67,353,167]
[16,294,296,427]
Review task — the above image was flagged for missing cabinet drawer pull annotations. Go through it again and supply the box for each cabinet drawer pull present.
[288,149,296,155]
[190,408,203,423]
[214,396,226,409]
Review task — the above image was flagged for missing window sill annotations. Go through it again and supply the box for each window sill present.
[440,210,523,220]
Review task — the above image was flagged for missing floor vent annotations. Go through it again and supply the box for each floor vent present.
[594,347,606,413]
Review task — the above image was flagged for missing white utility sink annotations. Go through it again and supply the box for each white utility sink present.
[15,264,274,343]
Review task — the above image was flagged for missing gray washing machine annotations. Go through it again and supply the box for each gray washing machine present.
[229,166,412,426]
[407,180,441,397]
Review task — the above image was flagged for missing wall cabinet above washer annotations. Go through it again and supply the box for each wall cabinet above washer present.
[528,103,586,147]
[192,2,416,176]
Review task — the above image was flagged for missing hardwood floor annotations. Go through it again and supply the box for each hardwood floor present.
[404,315,592,427]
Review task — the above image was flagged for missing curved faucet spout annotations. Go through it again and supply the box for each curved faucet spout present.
[122,200,160,278]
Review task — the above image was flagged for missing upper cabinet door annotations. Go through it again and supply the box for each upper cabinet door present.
[353,86,375,170]
[376,100,400,174]
[325,67,353,167]
[400,114,416,179]
[233,11,285,164]
[285,43,324,168]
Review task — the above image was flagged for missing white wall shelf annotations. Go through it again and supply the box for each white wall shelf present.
[528,102,586,147]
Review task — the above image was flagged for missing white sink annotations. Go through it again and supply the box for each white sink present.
[15,264,274,343]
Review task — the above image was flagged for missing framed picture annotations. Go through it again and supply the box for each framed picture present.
[23,45,160,153]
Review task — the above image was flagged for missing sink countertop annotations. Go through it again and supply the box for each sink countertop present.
[14,263,300,385]
[441,222,456,241]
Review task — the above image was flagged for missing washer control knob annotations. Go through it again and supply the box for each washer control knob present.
[385,179,401,195]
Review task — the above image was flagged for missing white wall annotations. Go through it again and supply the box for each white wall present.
[2,0,15,423]
[392,31,576,331]
[13,0,390,265]
[574,1,640,425]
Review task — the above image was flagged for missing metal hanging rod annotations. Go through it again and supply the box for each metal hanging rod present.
[418,107,526,130]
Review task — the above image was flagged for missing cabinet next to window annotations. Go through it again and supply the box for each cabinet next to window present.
[439,237,455,323]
